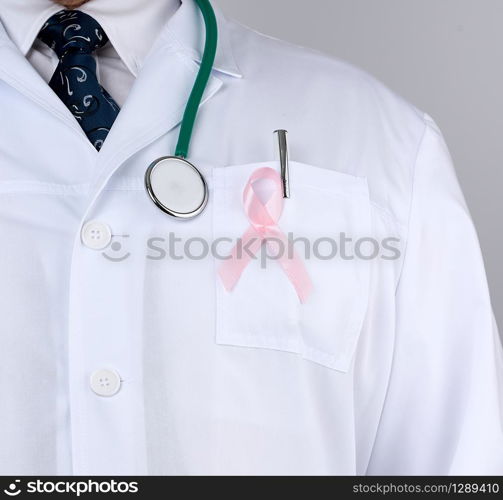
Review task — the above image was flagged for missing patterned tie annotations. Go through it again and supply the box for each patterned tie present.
[38,10,120,151]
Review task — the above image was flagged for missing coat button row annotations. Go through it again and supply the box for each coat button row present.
[81,220,120,398]
[90,369,122,397]
[81,220,112,250]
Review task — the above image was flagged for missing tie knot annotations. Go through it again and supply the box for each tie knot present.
[38,10,109,58]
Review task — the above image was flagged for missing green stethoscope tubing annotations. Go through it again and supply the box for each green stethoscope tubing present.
[175,0,218,159]
[144,0,217,219]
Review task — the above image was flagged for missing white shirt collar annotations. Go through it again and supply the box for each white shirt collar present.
[0,0,242,78]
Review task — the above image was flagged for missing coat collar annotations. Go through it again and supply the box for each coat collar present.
[0,0,243,205]
[161,0,242,78]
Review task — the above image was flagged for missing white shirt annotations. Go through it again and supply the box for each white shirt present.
[0,0,502,476]
[0,0,182,106]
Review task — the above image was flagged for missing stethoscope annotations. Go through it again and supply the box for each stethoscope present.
[144,0,217,220]
[145,0,291,220]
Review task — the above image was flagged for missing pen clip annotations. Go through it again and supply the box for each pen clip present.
[274,129,290,199]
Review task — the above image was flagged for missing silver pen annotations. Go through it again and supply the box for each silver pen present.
[274,129,290,199]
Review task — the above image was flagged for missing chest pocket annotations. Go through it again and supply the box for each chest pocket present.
[212,161,371,372]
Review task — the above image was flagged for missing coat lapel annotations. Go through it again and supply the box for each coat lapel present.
[0,24,87,141]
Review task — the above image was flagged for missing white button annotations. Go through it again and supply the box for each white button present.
[90,368,121,397]
[81,221,112,250]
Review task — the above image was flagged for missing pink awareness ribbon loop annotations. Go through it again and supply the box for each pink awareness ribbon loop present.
[218,167,313,303]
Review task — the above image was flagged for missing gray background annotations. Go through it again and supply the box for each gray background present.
[215,0,503,329]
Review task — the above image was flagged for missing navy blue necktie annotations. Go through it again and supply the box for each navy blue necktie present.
[38,10,120,151]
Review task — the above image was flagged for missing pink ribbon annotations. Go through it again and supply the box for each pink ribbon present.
[218,167,313,303]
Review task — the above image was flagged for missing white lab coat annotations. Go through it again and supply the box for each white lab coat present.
[0,0,501,475]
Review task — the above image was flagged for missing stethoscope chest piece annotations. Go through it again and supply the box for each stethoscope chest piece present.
[145,156,209,219]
